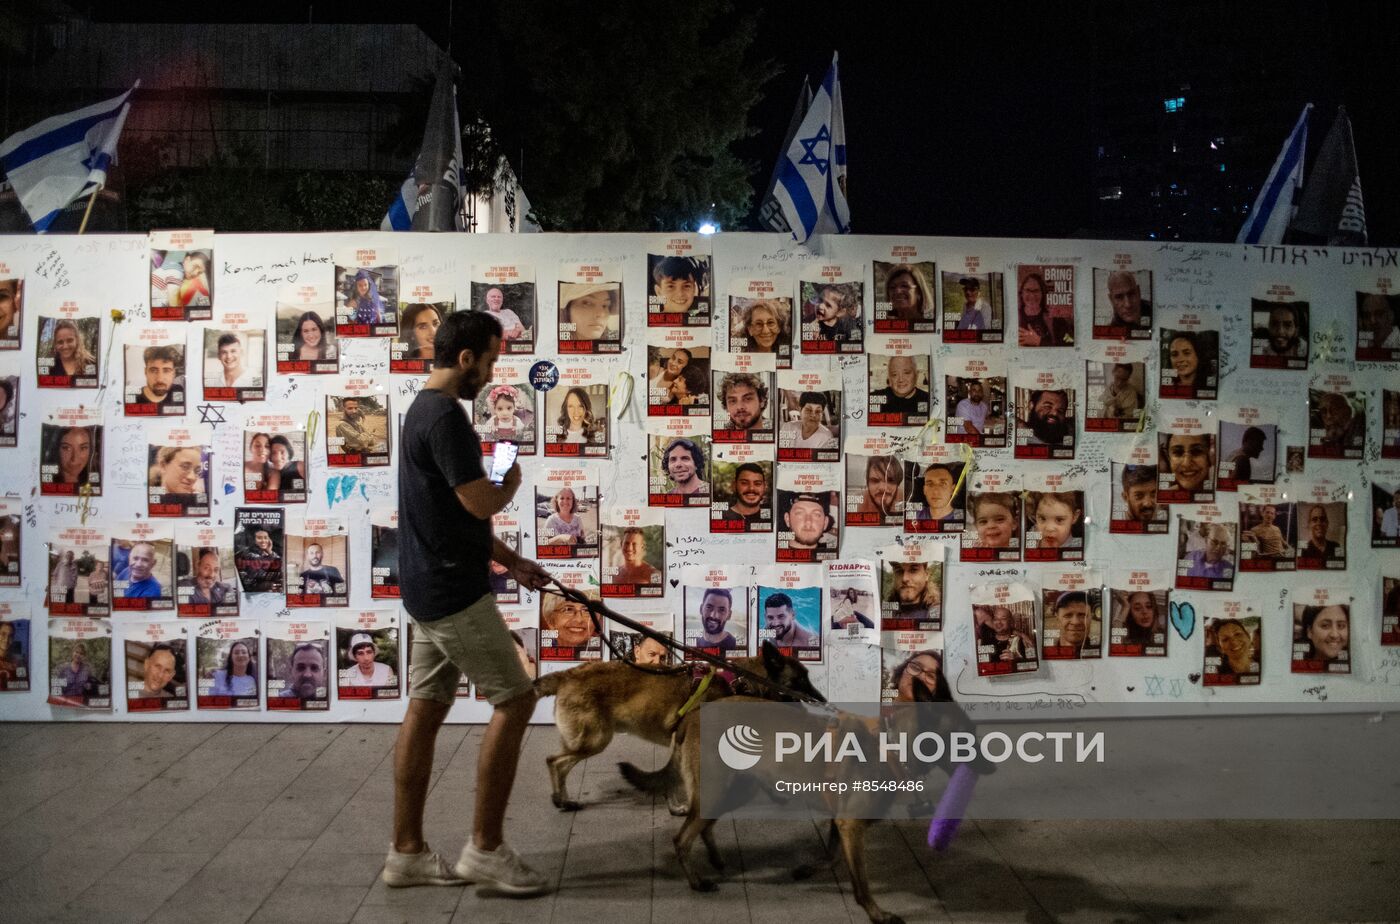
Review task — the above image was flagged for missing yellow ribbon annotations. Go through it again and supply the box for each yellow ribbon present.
[78,482,93,526]
[611,371,634,419]
[950,442,975,498]
[305,410,321,454]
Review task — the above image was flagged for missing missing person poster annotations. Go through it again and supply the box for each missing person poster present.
[867,336,931,427]
[881,643,944,703]
[1110,441,1167,534]
[233,506,284,595]
[1016,263,1076,348]
[392,280,453,374]
[944,356,1006,447]
[879,541,943,632]
[1355,286,1400,362]
[1041,568,1102,660]
[47,616,111,709]
[711,352,775,443]
[843,434,905,528]
[473,357,538,457]
[600,506,664,599]
[971,581,1038,676]
[335,246,399,337]
[123,326,186,417]
[1203,600,1261,686]
[244,418,308,504]
[941,267,1004,344]
[1372,470,1400,549]
[756,564,823,662]
[490,511,520,606]
[711,443,774,534]
[826,559,880,646]
[1307,374,1365,460]
[0,372,16,447]
[370,508,400,599]
[47,527,109,617]
[336,611,400,700]
[40,406,102,496]
[285,517,349,607]
[1092,265,1153,340]
[1084,339,1148,432]
[776,465,840,563]
[1158,308,1220,401]
[276,282,339,375]
[326,382,391,467]
[1295,482,1348,572]
[195,618,260,710]
[149,229,213,319]
[1158,411,1217,505]
[647,242,711,327]
[903,443,967,534]
[1384,389,1400,460]
[1013,368,1076,459]
[539,562,604,663]
[682,562,748,659]
[111,521,175,613]
[202,317,266,402]
[471,264,536,354]
[729,278,793,368]
[962,470,1021,563]
[1250,288,1310,369]
[1382,573,1400,646]
[125,621,190,711]
[1291,587,1351,675]
[0,499,19,588]
[266,621,331,711]
[1175,503,1238,592]
[776,368,841,462]
[36,308,100,388]
[0,267,23,350]
[1108,569,1170,657]
[0,603,31,692]
[646,327,710,417]
[873,253,937,334]
[1217,404,1278,492]
[1238,484,1297,574]
[535,467,600,560]
[542,364,609,458]
[558,263,623,354]
[605,614,674,666]
[176,524,239,618]
[148,425,211,517]
[799,266,864,354]
[1022,470,1086,562]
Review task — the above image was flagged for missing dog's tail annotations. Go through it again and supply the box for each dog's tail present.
[533,672,566,698]
[618,759,674,795]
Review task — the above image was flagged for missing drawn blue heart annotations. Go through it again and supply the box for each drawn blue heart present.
[1168,601,1196,640]
[223,484,235,494]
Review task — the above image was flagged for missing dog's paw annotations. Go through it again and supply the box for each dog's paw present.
[557,799,583,812]
[879,914,906,924]
[792,864,816,881]
[667,802,688,817]
[693,878,718,893]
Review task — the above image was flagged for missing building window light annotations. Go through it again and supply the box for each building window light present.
[1163,96,1186,113]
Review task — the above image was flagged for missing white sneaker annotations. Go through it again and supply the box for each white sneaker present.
[381,844,468,888]
[455,841,550,897]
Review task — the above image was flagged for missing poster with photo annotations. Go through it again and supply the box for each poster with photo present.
[285,517,349,607]
[1084,340,1148,432]
[879,541,943,632]
[275,282,339,374]
[776,368,841,462]
[1384,389,1400,460]
[1157,411,1216,504]
[827,559,880,646]
[902,443,967,534]
[123,327,186,417]
[266,621,331,711]
[1250,290,1310,369]
[867,336,931,427]
[843,434,905,527]
[149,230,213,319]
[1092,266,1153,340]
[0,603,31,691]
[944,357,1006,447]
[1203,600,1261,686]
[962,470,1021,563]
[370,508,400,599]
[539,562,603,663]
[110,521,175,612]
[176,524,239,618]
[1307,375,1365,459]
[0,499,21,587]
[195,618,260,709]
[756,565,823,662]
[558,266,623,354]
[1015,264,1075,348]
[941,268,1004,344]
[647,419,710,508]
[682,562,749,659]
[799,267,864,354]
[233,506,284,595]
[124,622,190,711]
[1174,504,1238,592]
[1110,441,1168,534]
[872,255,937,334]
[535,468,600,560]
[473,358,538,456]
[1238,484,1297,573]
[1295,484,1347,572]
[1041,569,1102,660]
[605,614,674,665]
[0,268,22,350]
[881,642,944,703]
[489,511,521,607]
[0,373,17,446]
[542,366,609,458]
[1382,573,1400,646]
[710,443,774,534]
[1023,470,1086,562]
[392,281,453,374]
[334,247,399,337]
[1291,587,1351,675]
[646,328,710,417]
[1356,289,1400,362]
[39,407,102,496]
[47,527,109,616]
[1158,309,1220,400]
[36,310,100,388]
[1371,471,1400,548]
[776,465,840,563]
[326,383,391,467]
[148,425,211,517]
[47,617,111,709]
[471,265,536,354]
[336,611,400,700]
[1108,570,1170,657]
[971,581,1038,676]
[202,322,266,402]
[729,279,793,368]
[647,244,711,327]
[1013,368,1076,459]
[712,352,775,443]
[600,506,664,599]
[1217,405,1278,491]
[243,418,307,504]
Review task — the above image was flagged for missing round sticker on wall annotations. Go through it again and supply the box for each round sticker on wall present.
[529,360,559,392]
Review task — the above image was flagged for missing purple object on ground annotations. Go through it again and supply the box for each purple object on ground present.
[927,763,977,850]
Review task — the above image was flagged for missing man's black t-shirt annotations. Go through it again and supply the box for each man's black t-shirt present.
[398,388,492,621]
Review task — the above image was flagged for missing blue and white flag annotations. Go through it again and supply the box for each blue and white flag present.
[0,83,137,233]
[772,52,849,243]
[1235,103,1311,245]
[382,65,464,232]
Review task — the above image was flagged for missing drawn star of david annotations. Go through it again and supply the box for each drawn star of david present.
[796,126,832,175]
[197,403,226,427]
[1143,675,1166,697]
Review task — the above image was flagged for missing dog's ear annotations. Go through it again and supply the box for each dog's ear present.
[760,639,783,674]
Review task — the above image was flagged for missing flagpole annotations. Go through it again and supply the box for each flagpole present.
[77,185,101,235]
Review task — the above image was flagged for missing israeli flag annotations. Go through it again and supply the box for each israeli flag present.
[772,53,850,244]
[1236,103,1311,245]
[381,69,465,232]
[0,83,138,233]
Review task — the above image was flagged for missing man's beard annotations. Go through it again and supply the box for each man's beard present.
[1030,411,1070,444]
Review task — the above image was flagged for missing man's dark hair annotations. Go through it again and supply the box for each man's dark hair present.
[1121,464,1156,489]
[652,256,708,287]
[764,591,794,611]
[434,310,502,369]
[663,438,705,473]
[1112,362,1134,375]
[143,345,180,366]
[216,333,240,350]
[797,390,828,411]
[701,587,733,606]
[721,371,768,406]
[1242,426,1266,446]
[733,462,766,482]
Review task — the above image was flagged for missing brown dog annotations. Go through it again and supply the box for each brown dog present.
[535,639,824,811]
